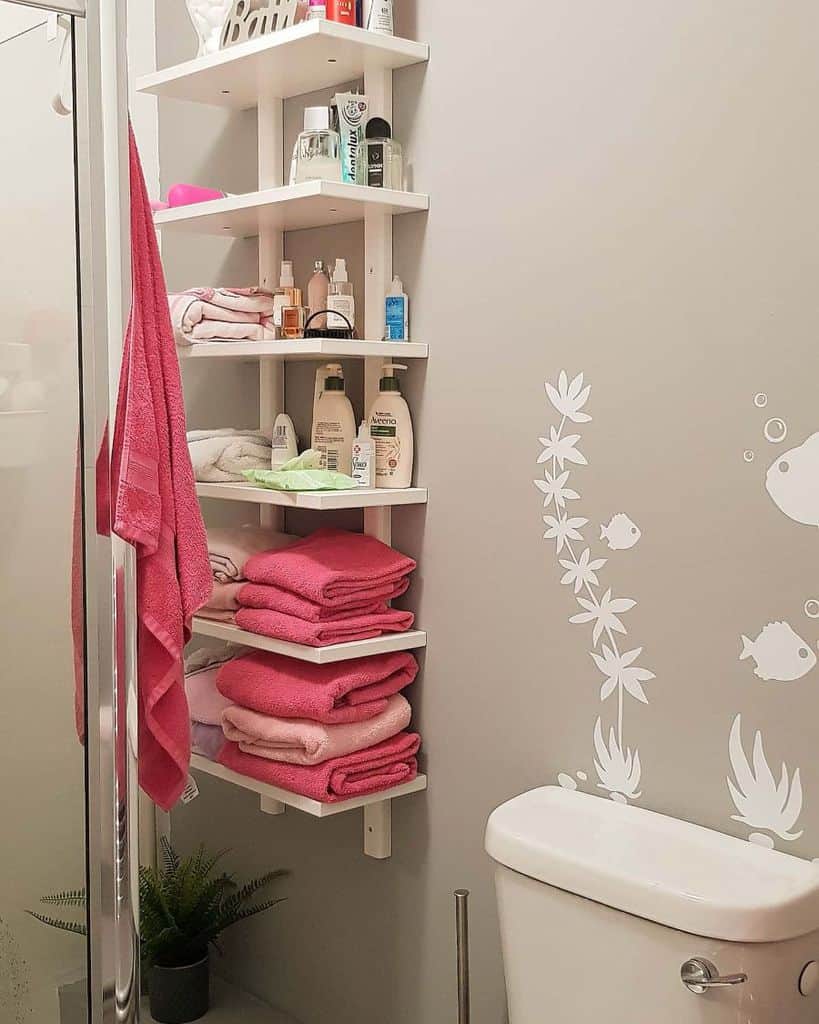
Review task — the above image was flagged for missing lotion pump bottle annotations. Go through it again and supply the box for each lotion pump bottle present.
[311,363,356,475]
[367,363,413,488]
[327,257,355,330]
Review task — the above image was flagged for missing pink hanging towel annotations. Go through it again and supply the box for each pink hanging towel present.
[219,731,421,802]
[111,128,212,811]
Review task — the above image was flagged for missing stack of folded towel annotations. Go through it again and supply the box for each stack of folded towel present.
[184,644,240,759]
[188,429,274,483]
[200,525,296,621]
[169,287,276,346]
[184,644,421,802]
[234,528,417,647]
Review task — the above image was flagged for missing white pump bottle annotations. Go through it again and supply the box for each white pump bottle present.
[311,363,356,475]
[367,363,413,488]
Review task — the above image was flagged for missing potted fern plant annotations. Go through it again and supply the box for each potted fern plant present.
[28,839,286,1024]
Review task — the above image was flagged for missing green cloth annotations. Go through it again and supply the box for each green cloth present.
[277,449,324,471]
[243,468,358,492]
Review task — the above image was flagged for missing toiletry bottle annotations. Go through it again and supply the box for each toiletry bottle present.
[361,117,403,189]
[327,258,355,330]
[289,106,342,185]
[351,421,375,488]
[367,363,413,488]
[333,92,369,184]
[282,305,308,339]
[271,413,299,469]
[311,363,356,475]
[307,259,330,329]
[326,0,355,24]
[385,276,409,340]
[273,260,302,331]
[364,0,393,34]
[307,0,326,18]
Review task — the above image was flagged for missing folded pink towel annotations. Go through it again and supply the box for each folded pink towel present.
[216,650,418,724]
[237,577,409,622]
[218,731,421,802]
[208,526,296,584]
[190,320,276,342]
[185,667,235,726]
[235,606,415,647]
[244,528,416,608]
[197,609,236,623]
[169,288,276,347]
[222,694,411,766]
[204,580,244,613]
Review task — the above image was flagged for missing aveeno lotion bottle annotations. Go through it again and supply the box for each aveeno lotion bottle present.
[367,363,413,488]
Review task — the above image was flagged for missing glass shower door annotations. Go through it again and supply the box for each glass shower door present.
[0,2,137,1021]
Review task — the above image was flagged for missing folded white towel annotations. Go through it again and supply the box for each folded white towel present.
[170,288,277,346]
[188,430,272,483]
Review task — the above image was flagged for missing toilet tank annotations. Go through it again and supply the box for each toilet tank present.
[486,787,819,1024]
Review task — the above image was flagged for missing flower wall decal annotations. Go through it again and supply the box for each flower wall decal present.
[728,715,803,842]
[536,371,654,803]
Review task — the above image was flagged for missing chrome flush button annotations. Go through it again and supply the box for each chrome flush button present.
[799,962,819,996]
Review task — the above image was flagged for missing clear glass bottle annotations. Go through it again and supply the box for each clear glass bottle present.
[359,116,403,190]
[289,106,342,185]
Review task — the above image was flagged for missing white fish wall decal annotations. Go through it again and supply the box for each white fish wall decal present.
[765,432,819,526]
[740,622,817,682]
[600,514,641,551]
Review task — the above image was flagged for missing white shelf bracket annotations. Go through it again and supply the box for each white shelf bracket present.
[363,799,392,859]
[260,795,287,816]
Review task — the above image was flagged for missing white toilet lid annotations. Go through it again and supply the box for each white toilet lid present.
[485,787,819,943]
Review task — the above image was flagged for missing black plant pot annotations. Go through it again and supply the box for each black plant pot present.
[148,953,209,1024]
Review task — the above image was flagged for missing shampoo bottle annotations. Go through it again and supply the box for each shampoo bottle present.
[311,363,356,475]
[327,258,355,330]
[271,413,298,469]
[385,276,409,340]
[351,421,374,488]
[367,363,413,488]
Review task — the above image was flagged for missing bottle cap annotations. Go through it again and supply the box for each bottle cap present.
[279,260,295,287]
[332,258,349,282]
[366,117,392,140]
[389,276,403,295]
[304,106,330,132]
[313,259,326,273]
[379,362,407,392]
[325,376,345,392]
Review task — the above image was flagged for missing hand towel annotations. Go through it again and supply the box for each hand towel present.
[235,606,415,647]
[188,432,272,483]
[222,694,412,766]
[169,288,276,346]
[207,525,296,583]
[243,528,417,608]
[111,128,212,811]
[191,723,226,761]
[190,319,276,342]
[237,577,409,622]
[218,731,421,802]
[216,650,418,724]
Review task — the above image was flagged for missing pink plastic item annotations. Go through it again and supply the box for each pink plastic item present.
[167,183,227,208]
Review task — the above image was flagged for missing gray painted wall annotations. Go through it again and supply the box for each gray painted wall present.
[148,2,819,1021]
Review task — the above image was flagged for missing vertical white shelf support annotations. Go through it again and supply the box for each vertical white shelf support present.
[258,93,285,531]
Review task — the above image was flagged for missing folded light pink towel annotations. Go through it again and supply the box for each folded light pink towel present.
[204,580,243,612]
[185,645,237,726]
[219,731,421,802]
[197,609,236,623]
[169,288,276,347]
[208,525,296,584]
[244,528,416,608]
[222,694,411,766]
[237,578,409,622]
[216,650,418,724]
[235,606,415,647]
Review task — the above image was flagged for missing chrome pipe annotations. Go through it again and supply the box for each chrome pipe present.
[455,890,471,1024]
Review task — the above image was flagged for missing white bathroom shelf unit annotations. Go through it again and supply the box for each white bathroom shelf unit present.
[136,20,429,110]
[153,181,428,237]
[177,338,428,361]
[192,616,427,664]
[190,755,427,859]
[196,481,428,510]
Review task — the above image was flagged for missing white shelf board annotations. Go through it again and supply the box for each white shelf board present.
[153,181,428,237]
[142,977,300,1023]
[196,481,428,510]
[190,754,427,819]
[192,616,427,664]
[136,20,429,109]
[178,338,428,360]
